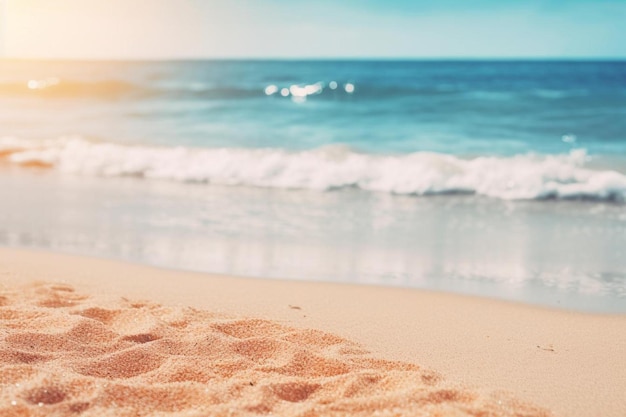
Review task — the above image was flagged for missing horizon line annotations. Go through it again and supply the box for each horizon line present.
[2,56,626,63]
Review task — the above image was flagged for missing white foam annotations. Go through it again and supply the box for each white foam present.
[2,136,625,201]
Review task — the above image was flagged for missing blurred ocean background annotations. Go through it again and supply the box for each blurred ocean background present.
[1,60,625,312]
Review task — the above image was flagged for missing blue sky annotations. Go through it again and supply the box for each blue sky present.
[4,0,626,59]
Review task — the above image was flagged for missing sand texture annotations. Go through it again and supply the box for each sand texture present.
[0,282,550,417]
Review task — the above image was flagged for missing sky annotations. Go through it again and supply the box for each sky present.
[1,0,625,59]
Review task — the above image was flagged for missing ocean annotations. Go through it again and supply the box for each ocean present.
[1,60,625,312]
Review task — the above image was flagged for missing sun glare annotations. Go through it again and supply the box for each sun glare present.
[4,0,185,60]
[0,0,6,57]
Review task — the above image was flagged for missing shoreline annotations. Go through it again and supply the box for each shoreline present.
[1,247,625,416]
[2,163,625,315]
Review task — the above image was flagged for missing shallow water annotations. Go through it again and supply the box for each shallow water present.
[1,167,624,312]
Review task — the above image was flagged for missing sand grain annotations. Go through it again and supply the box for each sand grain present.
[1,282,551,416]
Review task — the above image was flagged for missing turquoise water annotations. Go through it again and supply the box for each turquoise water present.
[1,60,625,311]
[2,60,626,155]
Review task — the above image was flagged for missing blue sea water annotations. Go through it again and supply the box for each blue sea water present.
[1,60,625,311]
[3,60,626,156]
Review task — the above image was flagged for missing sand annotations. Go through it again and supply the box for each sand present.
[1,248,625,416]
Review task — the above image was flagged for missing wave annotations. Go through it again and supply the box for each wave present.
[0,76,594,104]
[0,77,375,100]
[1,77,564,102]
[530,89,588,99]
[1,137,625,202]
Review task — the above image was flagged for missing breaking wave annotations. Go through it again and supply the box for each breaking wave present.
[2,137,625,202]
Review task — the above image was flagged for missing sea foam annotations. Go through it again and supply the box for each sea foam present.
[2,137,625,202]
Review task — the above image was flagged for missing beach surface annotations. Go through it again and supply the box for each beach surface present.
[1,248,625,416]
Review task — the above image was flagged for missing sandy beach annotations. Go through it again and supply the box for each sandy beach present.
[3,4,626,416]
[1,248,624,416]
